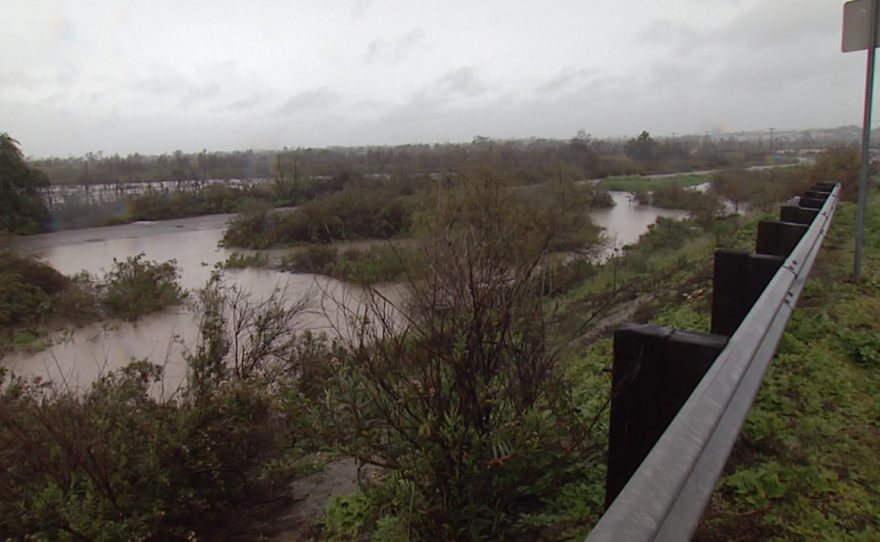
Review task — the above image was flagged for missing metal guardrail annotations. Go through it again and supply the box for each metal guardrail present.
[585,183,840,542]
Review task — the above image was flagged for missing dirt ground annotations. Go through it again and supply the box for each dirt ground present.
[272,458,365,541]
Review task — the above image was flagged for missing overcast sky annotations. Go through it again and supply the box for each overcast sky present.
[1,0,872,157]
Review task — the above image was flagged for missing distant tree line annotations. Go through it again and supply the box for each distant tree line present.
[28,130,788,188]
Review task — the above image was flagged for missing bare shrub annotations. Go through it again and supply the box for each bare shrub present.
[319,164,606,540]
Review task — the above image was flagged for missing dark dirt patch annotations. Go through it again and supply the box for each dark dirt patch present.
[693,509,786,542]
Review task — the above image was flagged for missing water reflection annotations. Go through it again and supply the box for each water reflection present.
[591,192,690,253]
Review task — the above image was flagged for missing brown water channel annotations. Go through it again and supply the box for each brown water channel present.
[5,194,686,388]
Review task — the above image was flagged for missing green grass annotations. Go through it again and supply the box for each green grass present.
[282,243,425,285]
[690,193,880,541]
[595,173,710,193]
[548,191,880,540]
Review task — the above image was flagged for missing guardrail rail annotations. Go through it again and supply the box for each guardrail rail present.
[586,182,840,542]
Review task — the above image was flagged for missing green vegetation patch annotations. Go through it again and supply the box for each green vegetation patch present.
[0,251,188,353]
[693,194,880,541]
[282,243,423,285]
[103,254,187,320]
[596,173,710,193]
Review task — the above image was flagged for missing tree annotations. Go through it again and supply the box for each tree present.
[0,134,50,234]
[711,169,751,213]
[625,130,657,161]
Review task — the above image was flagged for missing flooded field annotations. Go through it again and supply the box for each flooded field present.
[6,194,688,387]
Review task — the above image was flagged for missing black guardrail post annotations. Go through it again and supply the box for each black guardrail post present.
[710,251,783,336]
[605,323,727,507]
[588,183,840,542]
[780,206,819,224]
[755,221,808,256]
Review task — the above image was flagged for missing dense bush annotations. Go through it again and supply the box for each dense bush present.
[640,182,725,226]
[0,277,335,541]
[282,243,340,274]
[103,254,186,320]
[223,185,417,248]
[0,361,278,541]
[630,216,701,253]
[218,201,279,249]
[709,147,863,215]
[0,251,187,352]
[0,250,67,327]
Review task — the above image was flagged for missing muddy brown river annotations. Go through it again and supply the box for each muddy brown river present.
[5,193,687,388]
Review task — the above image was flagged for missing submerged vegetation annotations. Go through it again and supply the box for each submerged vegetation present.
[0,251,186,352]
[221,164,606,251]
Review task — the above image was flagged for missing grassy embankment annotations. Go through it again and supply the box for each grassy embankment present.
[541,187,880,541]
[690,191,880,541]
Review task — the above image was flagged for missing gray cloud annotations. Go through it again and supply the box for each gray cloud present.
[128,71,190,97]
[0,0,868,157]
[349,99,390,114]
[275,87,340,117]
[364,28,427,64]
[720,0,835,49]
[219,92,274,112]
[179,85,221,109]
[0,70,44,91]
[349,0,375,20]
[434,67,487,97]
[536,67,598,95]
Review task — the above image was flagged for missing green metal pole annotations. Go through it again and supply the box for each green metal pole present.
[855,0,879,278]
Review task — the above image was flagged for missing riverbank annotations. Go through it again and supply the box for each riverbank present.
[2,155,863,540]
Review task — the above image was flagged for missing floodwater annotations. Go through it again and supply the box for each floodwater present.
[591,191,690,252]
[6,214,403,390]
[5,196,688,387]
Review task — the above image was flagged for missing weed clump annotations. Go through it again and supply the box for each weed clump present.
[103,254,186,320]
